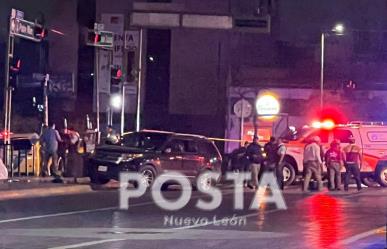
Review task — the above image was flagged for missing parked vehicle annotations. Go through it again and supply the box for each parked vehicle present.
[88,130,222,189]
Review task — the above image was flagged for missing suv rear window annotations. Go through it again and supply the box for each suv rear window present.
[122,132,170,150]
[198,140,219,158]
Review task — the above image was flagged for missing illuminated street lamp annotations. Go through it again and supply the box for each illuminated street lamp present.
[110,94,122,109]
[320,23,345,110]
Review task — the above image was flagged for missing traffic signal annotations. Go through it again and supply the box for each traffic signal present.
[111,66,122,85]
[87,31,101,44]
[33,24,47,40]
[86,30,114,48]
[9,58,21,88]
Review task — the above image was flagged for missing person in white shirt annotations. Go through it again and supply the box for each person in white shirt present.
[303,136,323,191]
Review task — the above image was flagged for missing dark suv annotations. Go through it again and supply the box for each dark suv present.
[88,130,222,189]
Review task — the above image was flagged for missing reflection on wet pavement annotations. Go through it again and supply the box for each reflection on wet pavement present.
[302,193,348,249]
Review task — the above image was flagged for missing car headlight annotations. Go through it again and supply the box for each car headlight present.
[121,154,143,162]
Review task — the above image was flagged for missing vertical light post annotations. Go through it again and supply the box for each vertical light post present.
[136,28,144,132]
[320,23,345,110]
[43,74,49,126]
[120,84,125,135]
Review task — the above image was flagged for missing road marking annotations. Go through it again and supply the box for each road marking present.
[48,239,127,249]
[338,226,386,245]
[0,206,116,224]
[42,208,285,249]
[0,189,235,224]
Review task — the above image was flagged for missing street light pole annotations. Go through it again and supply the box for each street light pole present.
[136,28,144,132]
[320,23,345,111]
[43,74,49,126]
[95,47,100,143]
[320,32,325,111]
[121,83,125,135]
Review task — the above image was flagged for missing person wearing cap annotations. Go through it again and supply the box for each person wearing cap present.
[246,136,264,189]
[325,139,345,190]
[303,136,323,191]
[343,135,362,191]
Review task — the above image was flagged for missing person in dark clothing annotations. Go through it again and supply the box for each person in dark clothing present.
[246,136,264,189]
[264,136,277,171]
[230,141,249,172]
[40,122,63,177]
[343,136,362,191]
[276,138,287,190]
[325,139,344,191]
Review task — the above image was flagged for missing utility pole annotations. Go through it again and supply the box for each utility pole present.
[121,83,125,135]
[4,9,46,169]
[136,28,144,132]
[43,74,49,126]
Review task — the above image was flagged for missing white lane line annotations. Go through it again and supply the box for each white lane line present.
[0,189,236,224]
[0,207,116,224]
[47,239,127,249]
[0,200,155,224]
[45,209,285,249]
[338,226,386,245]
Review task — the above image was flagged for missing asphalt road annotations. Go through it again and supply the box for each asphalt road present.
[0,183,386,249]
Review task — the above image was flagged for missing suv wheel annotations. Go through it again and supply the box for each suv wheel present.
[376,165,387,187]
[283,162,296,186]
[194,171,214,191]
[138,165,157,188]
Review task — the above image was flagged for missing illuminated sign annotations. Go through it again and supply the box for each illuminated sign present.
[256,94,280,116]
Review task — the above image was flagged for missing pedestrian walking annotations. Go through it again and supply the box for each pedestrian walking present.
[246,136,264,190]
[343,136,362,191]
[40,122,63,178]
[303,136,323,192]
[325,139,344,191]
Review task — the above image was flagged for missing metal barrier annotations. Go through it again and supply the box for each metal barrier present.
[1,138,39,178]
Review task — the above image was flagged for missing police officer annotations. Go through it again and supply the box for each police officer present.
[325,139,344,191]
[246,136,264,189]
[229,141,249,172]
[343,136,362,191]
[276,138,287,190]
[264,136,277,171]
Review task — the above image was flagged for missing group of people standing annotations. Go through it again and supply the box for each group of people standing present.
[303,135,362,192]
[230,134,363,192]
[230,136,286,190]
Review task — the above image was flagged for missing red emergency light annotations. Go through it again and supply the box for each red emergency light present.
[311,120,335,129]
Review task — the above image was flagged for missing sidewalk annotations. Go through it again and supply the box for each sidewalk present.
[0,176,93,201]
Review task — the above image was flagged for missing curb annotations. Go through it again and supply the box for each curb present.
[1,177,91,184]
[0,184,93,201]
